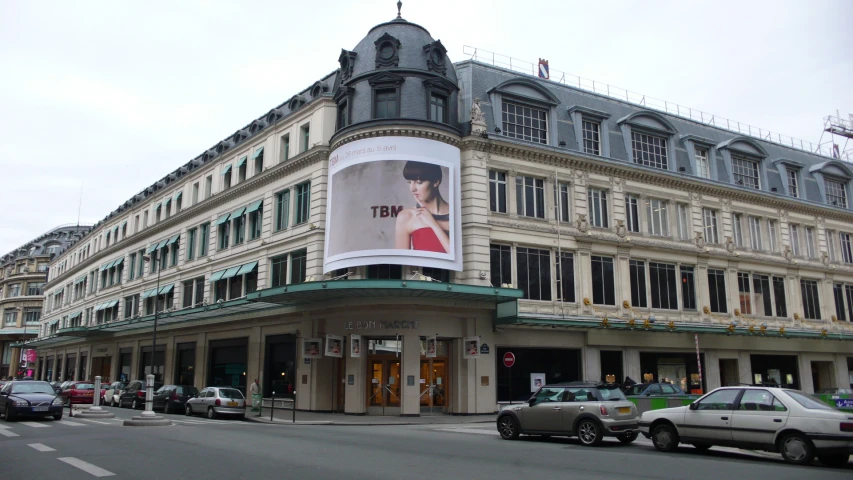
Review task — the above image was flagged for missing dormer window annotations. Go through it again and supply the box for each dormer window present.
[618,111,677,171]
[695,147,709,178]
[503,101,547,144]
[787,169,799,197]
[631,131,668,170]
[826,179,848,207]
[732,155,760,189]
[717,137,768,191]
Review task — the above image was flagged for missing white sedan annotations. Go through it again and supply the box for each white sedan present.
[639,386,853,467]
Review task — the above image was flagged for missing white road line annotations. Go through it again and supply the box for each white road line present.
[57,457,115,477]
[0,429,19,437]
[436,427,499,436]
[55,420,87,427]
[28,443,56,452]
[76,419,112,425]
[19,421,50,428]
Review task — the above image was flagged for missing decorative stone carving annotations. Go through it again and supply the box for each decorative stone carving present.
[694,232,705,248]
[690,192,702,201]
[470,98,487,135]
[423,40,448,75]
[725,236,735,253]
[576,214,589,233]
[821,251,829,266]
[615,219,627,238]
[721,198,731,208]
[609,176,623,187]
[374,32,401,68]
[777,209,788,221]
[783,245,793,262]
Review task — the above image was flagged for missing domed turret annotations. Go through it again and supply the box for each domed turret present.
[332,2,460,140]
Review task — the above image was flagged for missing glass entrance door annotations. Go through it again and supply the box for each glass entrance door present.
[420,359,447,413]
[367,357,401,414]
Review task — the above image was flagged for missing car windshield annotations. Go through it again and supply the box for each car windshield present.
[785,390,835,410]
[218,388,244,399]
[597,386,628,401]
[178,387,199,395]
[11,382,56,394]
[625,385,646,395]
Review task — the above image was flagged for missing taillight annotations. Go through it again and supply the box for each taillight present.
[215,398,221,406]
[841,422,853,432]
[600,405,609,416]
[137,391,145,397]
[171,393,179,401]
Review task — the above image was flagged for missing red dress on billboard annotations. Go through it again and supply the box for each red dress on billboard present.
[411,228,447,253]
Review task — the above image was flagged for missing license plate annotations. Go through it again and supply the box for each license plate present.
[33,407,49,412]
[227,402,238,407]
[618,407,631,414]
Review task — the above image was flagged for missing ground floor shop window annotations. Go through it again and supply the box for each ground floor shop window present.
[118,348,132,382]
[65,354,76,380]
[600,350,623,385]
[640,352,705,394]
[750,354,798,389]
[139,346,165,384]
[496,347,581,402]
[174,343,196,386]
[79,353,87,381]
[208,338,247,395]
[264,335,295,398]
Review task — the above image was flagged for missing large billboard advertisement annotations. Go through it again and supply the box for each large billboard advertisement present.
[324,136,462,273]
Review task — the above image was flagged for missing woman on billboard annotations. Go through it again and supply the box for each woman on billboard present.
[395,161,450,253]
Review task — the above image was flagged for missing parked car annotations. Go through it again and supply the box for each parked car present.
[48,381,63,394]
[60,381,106,405]
[153,385,199,414]
[0,381,64,421]
[118,380,164,409]
[496,381,640,445]
[185,386,245,419]
[640,386,853,467]
[105,381,127,407]
[816,388,853,395]
[625,383,686,396]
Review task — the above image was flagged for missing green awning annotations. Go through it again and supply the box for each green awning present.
[93,303,105,312]
[252,146,264,159]
[100,262,111,271]
[246,199,263,214]
[50,319,60,326]
[221,266,241,279]
[236,156,247,168]
[155,202,162,210]
[157,239,170,249]
[215,213,231,225]
[236,261,258,276]
[113,257,124,267]
[231,206,246,218]
[166,234,180,246]
[221,164,232,176]
[141,288,158,299]
[69,311,82,320]
[158,284,174,295]
[209,269,226,282]
[174,191,183,201]
[145,244,158,254]
[121,220,127,228]
[74,275,86,285]
[106,299,119,308]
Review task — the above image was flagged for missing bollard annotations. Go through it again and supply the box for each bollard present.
[270,391,275,422]
[292,390,296,423]
[75,375,115,418]
[140,374,155,418]
[92,376,101,409]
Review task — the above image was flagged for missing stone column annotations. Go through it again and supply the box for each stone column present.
[616,246,631,315]
[623,348,641,384]
[194,333,206,389]
[583,346,601,382]
[696,256,711,321]
[344,343,366,414]
[400,333,421,416]
[786,267,801,321]
[726,260,739,319]
[577,241,593,311]
[798,354,814,393]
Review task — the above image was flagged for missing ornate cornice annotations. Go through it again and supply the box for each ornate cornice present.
[331,123,462,151]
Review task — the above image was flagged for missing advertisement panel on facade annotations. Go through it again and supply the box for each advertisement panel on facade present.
[324,136,462,273]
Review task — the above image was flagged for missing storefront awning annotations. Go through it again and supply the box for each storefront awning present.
[236,261,258,276]
[215,213,231,226]
[157,238,170,249]
[141,288,158,299]
[209,269,226,282]
[246,279,524,309]
[159,284,174,295]
[231,206,246,218]
[166,234,180,246]
[245,200,263,214]
[145,243,159,254]
[221,266,241,280]
[113,257,124,267]
[236,156,247,168]
[252,146,264,159]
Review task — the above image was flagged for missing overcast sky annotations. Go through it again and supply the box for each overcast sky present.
[1,0,851,255]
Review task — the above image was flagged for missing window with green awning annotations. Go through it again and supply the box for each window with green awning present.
[100,262,112,271]
[166,234,180,245]
[215,213,231,225]
[236,156,247,168]
[252,146,264,159]
[158,284,174,295]
[209,270,226,282]
[106,299,119,308]
[246,199,263,214]
[231,206,246,218]
[141,288,158,299]
[221,266,241,279]
[113,257,124,267]
[121,220,127,228]
[156,238,170,249]
[145,243,159,254]
[236,261,258,276]
[221,164,232,175]
[174,191,183,201]
[69,311,82,319]
[155,202,162,210]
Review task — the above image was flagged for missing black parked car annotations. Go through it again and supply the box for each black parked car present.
[118,380,164,409]
[0,381,64,421]
[153,385,199,414]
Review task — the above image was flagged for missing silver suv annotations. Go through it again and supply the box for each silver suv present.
[497,382,640,445]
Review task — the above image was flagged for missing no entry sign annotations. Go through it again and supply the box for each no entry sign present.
[503,352,516,368]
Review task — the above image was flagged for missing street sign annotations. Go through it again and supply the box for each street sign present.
[503,352,515,368]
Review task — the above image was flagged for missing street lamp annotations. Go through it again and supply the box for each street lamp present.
[142,251,162,386]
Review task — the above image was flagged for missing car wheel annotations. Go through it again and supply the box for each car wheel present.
[131,398,139,410]
[817,454,850,468]
[651,423,679,452]
[53,413,62,421]
[185,404,193,416]
[692,443,712,452]
[497,415,519,440]
[4,409,15,422]
[207,407,217,419]
[163,402,171,414]
[779,433,815,466]
[577,420,603,446]
[618,431,638,444]
[110,397,117,407]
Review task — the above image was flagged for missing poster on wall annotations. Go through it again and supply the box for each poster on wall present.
[463,336,480,359]
[530,373,546,392]
[350,334,361,358]
[303,338,322,359]
[323,136,462,273]
[325,334,343,358]
[425,335,437,358]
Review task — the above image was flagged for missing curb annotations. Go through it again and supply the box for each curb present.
[242,414,495,427]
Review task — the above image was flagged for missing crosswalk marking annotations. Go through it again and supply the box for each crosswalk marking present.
[28,443,56,452]
[55,420,86,427]
[19,422,50,428]
[0,429,20,437]
[77,419,112,425]
[58,457,116,477]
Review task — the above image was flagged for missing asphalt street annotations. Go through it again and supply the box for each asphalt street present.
[0,406,850,480]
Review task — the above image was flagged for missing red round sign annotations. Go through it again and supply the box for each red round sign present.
[503,352,516,368]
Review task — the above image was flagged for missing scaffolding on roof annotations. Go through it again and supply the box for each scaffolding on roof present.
[817,111,853,162]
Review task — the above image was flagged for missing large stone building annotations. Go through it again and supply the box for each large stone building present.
[0,224,89,378]
[23,9,853,415]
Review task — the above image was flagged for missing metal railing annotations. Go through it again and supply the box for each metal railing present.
[463,45,843,161]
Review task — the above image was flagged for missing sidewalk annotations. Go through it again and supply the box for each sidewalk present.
[244,406,497,426]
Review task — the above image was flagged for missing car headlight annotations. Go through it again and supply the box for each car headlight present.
[13,400,29,406]
[52,398,65,405]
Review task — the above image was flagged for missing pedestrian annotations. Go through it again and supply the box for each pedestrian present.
[249,378,261,417]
